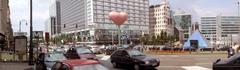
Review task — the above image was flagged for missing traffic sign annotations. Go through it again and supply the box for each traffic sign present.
[33,31,43,38]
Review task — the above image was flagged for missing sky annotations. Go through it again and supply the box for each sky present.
[9,0,240,33]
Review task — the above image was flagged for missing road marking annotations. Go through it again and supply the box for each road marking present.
[182,66,211,70]
[100,55,110,60]
[196,63,212,65]
[158,66,181,67]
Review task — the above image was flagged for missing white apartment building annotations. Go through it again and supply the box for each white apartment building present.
[58,0,149,44]
[201,16,240,46]
[149,0,173,36]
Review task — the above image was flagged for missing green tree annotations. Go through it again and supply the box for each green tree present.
[156,35,161,45]
[151,35,157,45]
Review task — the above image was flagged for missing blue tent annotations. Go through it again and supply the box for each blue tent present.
[183,30,210,49]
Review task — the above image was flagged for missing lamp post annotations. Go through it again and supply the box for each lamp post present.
[29,0,34,65]
[19,19,27,32]
[238,0,240,16]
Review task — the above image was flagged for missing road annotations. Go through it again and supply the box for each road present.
[97,54,227,70]
[0,54,227,70]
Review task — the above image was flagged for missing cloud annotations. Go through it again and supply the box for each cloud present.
[9,0,50,33]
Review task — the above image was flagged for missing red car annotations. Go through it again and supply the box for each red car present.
[51,59,109,70]
[65,47,97,60]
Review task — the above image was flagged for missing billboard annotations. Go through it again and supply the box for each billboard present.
[14,36,27,52]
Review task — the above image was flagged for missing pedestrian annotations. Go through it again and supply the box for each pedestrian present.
[228,47,235,58]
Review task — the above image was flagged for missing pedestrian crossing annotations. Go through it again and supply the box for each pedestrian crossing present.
[97,55,110,61]
[100,55,110,60]
[182,66,211,70]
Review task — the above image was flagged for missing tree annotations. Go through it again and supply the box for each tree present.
[156,35,161,45]
[151,35,157,45]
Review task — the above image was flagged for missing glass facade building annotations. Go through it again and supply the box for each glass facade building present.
[173,14,191,42]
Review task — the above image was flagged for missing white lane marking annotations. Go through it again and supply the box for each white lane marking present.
[158,66,181,67]
[100,55,110,60]
[182,66,211,70]
[196,63,212,65]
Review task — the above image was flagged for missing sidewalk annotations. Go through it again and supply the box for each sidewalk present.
[0,62,34,70]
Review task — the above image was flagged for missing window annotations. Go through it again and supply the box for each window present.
[64,24,66,28]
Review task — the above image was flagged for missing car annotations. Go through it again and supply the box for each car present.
[110,49,160,70]
[87,45,101,54]
[213,53,240,70]
[65,46,97,60]
[54,48,66,53]
[51,59,109,70]
[117,44,130,49]
[36,52,67,70]
[105,45,118,55]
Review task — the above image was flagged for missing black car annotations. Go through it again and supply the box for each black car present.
[65,47,97,60]
[110,49,160,70]
[213,54,240,70]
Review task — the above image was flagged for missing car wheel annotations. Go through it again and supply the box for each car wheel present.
[133,64,140,70]
[112,61,119,68]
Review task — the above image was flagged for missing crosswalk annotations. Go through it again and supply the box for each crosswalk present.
[97,55,111,61]
[100,55,110,60]
[182,66,211,70]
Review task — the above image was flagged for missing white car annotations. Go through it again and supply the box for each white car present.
[87,45,101,54]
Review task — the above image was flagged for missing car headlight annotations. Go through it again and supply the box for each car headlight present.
[145,61,150,64]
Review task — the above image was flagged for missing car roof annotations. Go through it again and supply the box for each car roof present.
[62,59,100,66]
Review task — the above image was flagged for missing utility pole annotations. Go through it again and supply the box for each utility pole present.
[238,0,240,16]
[112,30,114,45]
[29,0,34,65]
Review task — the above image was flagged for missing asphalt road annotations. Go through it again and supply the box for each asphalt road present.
[0,54,227,70]
[97,54,227,70]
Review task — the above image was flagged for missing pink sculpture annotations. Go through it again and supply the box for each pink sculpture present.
[108,11,128,25]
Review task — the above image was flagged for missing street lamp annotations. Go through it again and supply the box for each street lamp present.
[237,0,240,16]
[29,0,34,65]
[19,19,27,32]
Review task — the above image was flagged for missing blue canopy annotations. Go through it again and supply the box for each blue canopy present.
[183,30,210,49]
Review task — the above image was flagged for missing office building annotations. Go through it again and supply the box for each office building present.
[49,0,61,36]
[45,18,51,36]
[172,9,191,42]
[149,0,173,36]
[0,0,13,49]
[201,16,240,46]
[58,0,149,44]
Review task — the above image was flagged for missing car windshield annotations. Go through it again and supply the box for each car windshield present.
[76,47,92,54]
[73,64,109,70]
[46,53,66,61]
[127,50,145,56]
[226,54,240,62]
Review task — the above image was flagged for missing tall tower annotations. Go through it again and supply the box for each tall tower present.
[0,0,13,49]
